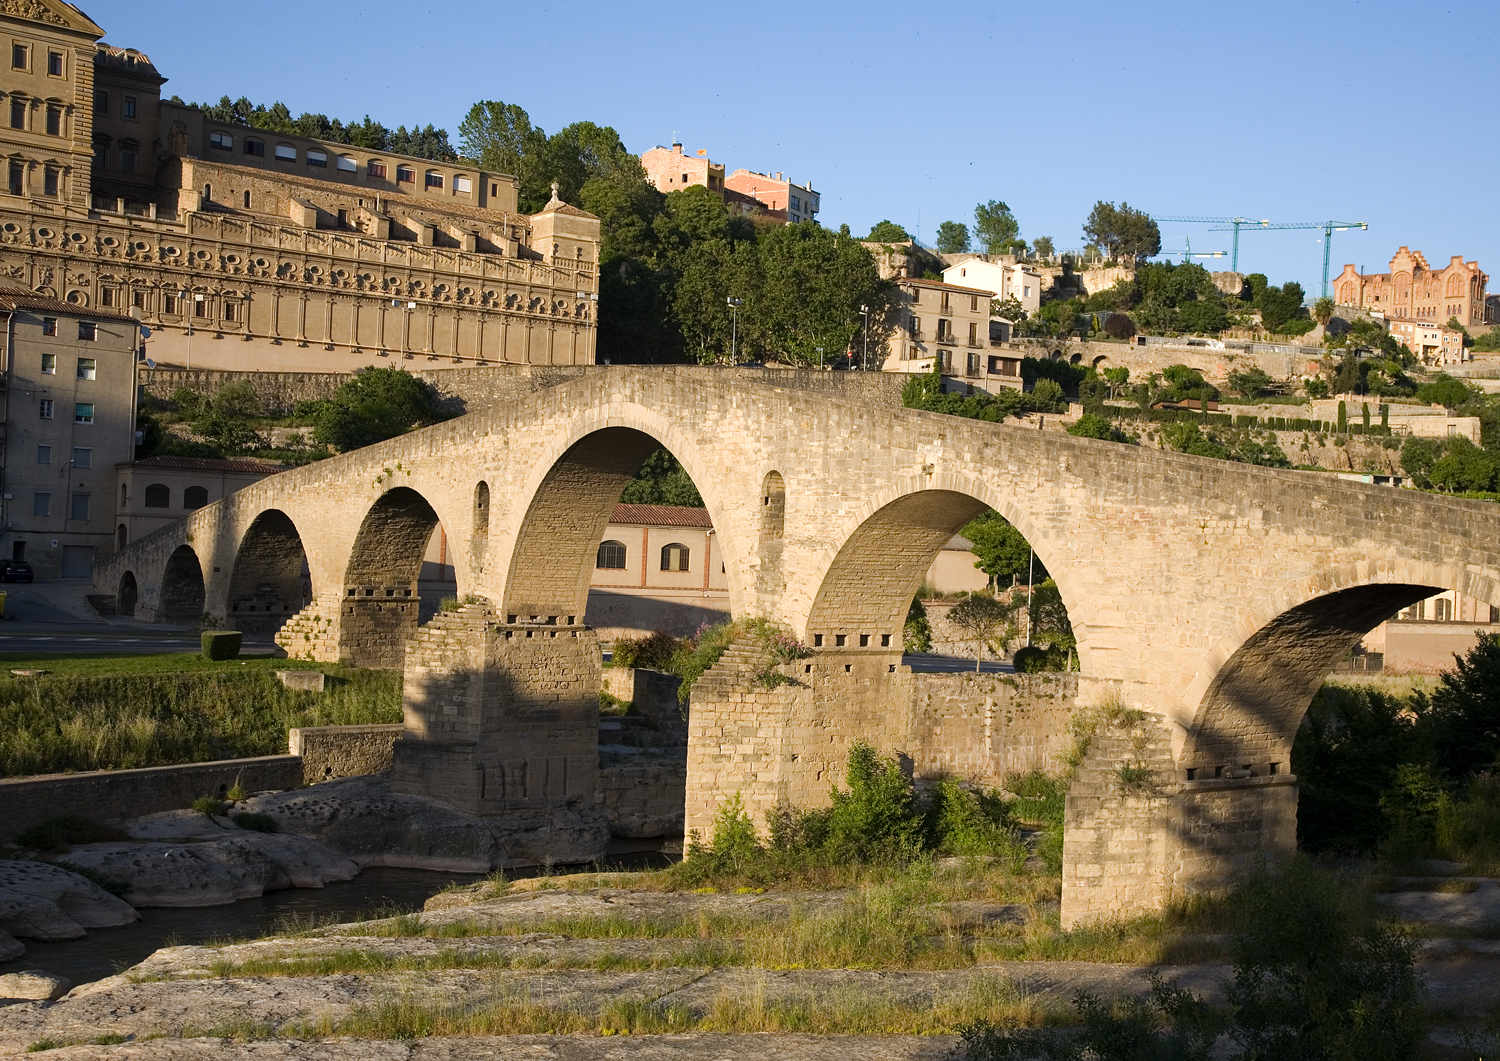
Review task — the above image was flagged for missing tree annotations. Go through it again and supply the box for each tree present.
[1227,366,1273,398]
[1415,374,1477,409]
[1033,236,1054,261]
[188,97,457,161]
[1314,296,1336,325]
[864,220,911,242]
[1103,313,1136,339]
[991,297,1025,322]
[948,593,1010,671]
[961,510,1042,586]
[1244,272,1269,305]
[1258,282,1306,333]
[1423,632,1500,779]
[457,99,551,211]
[973,200,1020,255]
[305,367,444,451]
[1082,201,1160,262]
[1104,365,1131,396]
[620,448,703,506]
[934,221,970,254]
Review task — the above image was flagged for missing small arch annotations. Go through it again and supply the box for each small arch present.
[1070,352,1083,364]
[203,182,211,202]
[116,523,126,548]
[243,189,250,209]
[183,485,208,510]
[597,540,627,569]
[161,544,205,623]
[143,483,169,508]
[758,470,787,599]
[472,481,489,539]
[228,509,311,636]
[116,571,137,617]
[661,542,690,572]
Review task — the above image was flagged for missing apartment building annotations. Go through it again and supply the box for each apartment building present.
[879,277,1022,394]
[941,256,1043,316]
[639,141,725,196]
[723,169,819,225]
[0,1,600,374]
[1387,318,1466,365]
[0,289,140,578]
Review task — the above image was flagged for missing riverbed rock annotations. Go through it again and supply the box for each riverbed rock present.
[58,833,360,908]
[0,861,138,941]
[0,970,70,1002]
[242,774,611,871]
[0,930,22,962]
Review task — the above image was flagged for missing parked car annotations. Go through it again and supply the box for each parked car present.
[0,560,34,583]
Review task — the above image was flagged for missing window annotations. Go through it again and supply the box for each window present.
[243,190,250,209]
[32,492,49,517]
[93,89,107,114]
[99,287,115,307]
[76,356,96,380]
[596,540,627,569]
[306,149,327,167]
[45,105,58,135]
[337,154,356,172]
[453,174,471,194]
[38,399,52,419]
[163,293,177,314]
[143,483,170,508]
[425,170,444,189]
[11,43,26,70]
[193,295,208,318]
[122,95,136,119]
[243,138,264,157]
[367,160,387,179]
[71,447,90,469]
[1435,598,1452,621]
[36,444,50,464]
[42,166,55,196]
[274,143,296,161]
[47,50,60,76]
[396,164,414,183]
[208,131,232,150]
[9,98,24,129]
[183,486,208,510]
[118,143,136,172]
[132,288,145,309]
[223,300,237,322]
[70,492,89,520]
[74,402,93,423]
[660,543,690,572]
[40,351,55,373]
[41,317,55,337]
[77,320,96,341]
[7,160,20,196]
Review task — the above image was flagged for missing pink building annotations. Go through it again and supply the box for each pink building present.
[723,169,819,225]
[639,141,725,196]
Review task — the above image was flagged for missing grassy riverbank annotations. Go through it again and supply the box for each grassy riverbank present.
[0,654,401,776]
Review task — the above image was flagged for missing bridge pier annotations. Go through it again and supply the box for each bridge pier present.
[391,604,600,822]
[1059,712,1297,928]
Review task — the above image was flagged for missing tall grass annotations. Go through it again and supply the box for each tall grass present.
[0,666,400,776]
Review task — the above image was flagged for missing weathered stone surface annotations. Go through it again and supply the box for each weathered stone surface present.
[0,930,22,962]
[0,861,139,940]
[243,775,610,871]
[58,833,361,908]
[0,970,70,1002]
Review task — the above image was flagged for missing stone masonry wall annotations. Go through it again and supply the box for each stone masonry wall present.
[0,755,304,842]
[288,724,404,784]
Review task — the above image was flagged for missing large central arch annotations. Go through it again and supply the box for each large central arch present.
[341,486,442,668]
[227,509,311,637]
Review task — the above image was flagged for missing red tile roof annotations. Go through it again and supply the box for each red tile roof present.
[610,503,713,528]
[121,456,291,474]
[0,288,142,324]
[900,277,997,296]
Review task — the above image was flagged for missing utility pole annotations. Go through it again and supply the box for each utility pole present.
[859,304,869,371]
[727,297,742,364]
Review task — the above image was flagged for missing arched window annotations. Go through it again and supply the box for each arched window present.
[425,169,444,189]
[472,481,489,539]
[182,485,208,509]
[1446,274,1463,296]
[274,143,296,162]
[243,138,264,157]
[337,154,356,172]
[143,483,169,508]
[1434,597,1452,621]
[597,540,627,569]
[116,524,126,548]
[660,542,690,572]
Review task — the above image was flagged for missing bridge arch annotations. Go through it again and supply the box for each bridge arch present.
[497,404,749,625]
[340,486,445,667]
[799,473,1087,664]
[160,544,205,624]
[227,509,311,637]
[1177,558,1500,773]
[117,570,138,619]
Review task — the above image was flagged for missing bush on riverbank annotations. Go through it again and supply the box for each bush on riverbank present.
[0,660,400,776]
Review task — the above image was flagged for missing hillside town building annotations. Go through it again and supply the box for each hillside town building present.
[722,169,819,225]
[639,141,725,196]
[1387,318,1466,365]
[0,289,140,578]
[1332,249,1490,328]
[0,1,600,374]
[878,277,1021,395]
[941,255,1043,316]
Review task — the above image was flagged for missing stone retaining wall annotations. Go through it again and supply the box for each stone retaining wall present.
[0,755,304,842]
[288,724,405,785]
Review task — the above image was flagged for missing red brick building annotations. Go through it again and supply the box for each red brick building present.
[1333,248,1490,328]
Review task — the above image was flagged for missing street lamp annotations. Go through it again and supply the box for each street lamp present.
[815,346,824,370]
[726,296,742,364]
[861,305,874,371]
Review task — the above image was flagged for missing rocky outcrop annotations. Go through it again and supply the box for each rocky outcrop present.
[58,833,360,909]
[0,970,69,1002]
[0,930,22,962]
[242,774,612,871]
[0,861,138,941]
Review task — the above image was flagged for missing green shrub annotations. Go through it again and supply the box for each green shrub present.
[200,630,242,660]
[1005,771,1067,873]
[231,811,278,833]
[1012,644,1069,673]
[17,816,128,853]
[927,777,1023,863]
[903,598,933,654]
[610,631,682,671]
[825,743,925,863]
[1436,773,1500,871]
[685,791,762,874]
[192,795,225,816]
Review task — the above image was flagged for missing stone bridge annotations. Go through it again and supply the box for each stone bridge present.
[97,366,1500,924]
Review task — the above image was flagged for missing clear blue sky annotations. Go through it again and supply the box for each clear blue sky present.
[91,0,1495,301]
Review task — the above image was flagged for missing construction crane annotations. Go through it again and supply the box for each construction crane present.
[1154,238,1228,265]
[1207,220,1368,299]
[1153,216,1268,272]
